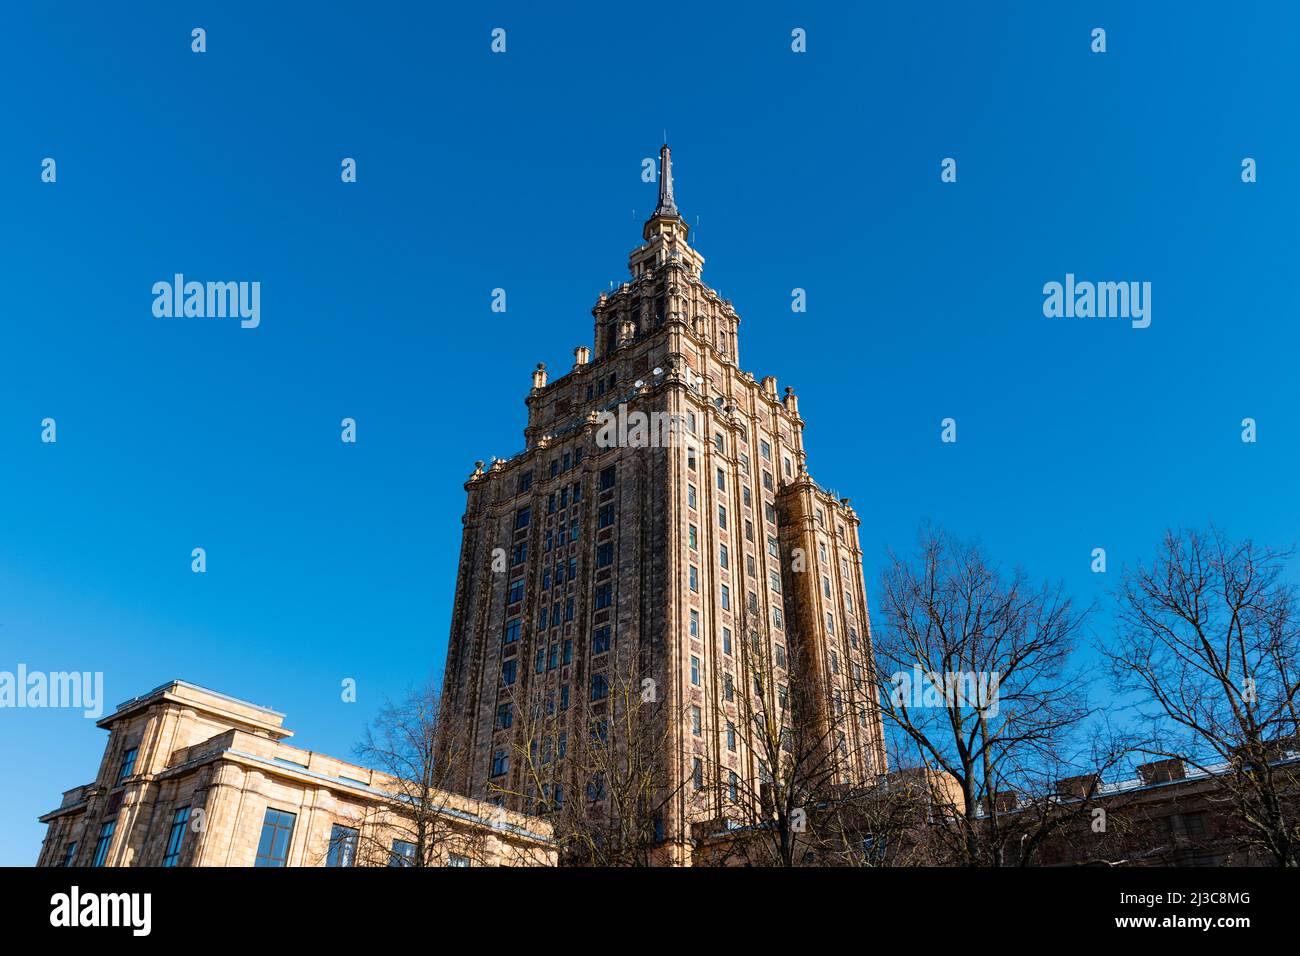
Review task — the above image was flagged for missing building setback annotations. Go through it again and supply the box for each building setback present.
[37,680,554,868]
[439,147,887,862]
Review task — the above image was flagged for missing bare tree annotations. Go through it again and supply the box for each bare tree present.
[871,524,1122,866]
[346,683,494,867]
[1107,526,1300,866]
[500,653,688,866]
[701,607,863,866]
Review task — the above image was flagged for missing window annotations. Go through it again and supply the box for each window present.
[60,842,78,867]
[726,721,736,752]
[714,433,725,453]
[765,503,777,524]
[689,524,698,550]
[517,470,534,493]
[763,470,774,491]
[830,650,840,674]
[691,705,702,736]
[746,554,756,577]
[774,607,784,629]
[783,456,792,477]
[599,465,617,490]
[511,542,528,566]
[514,505,531,530]
[503,618,521,644]
[689,566,698,592]
[744,519,754,542]
[724,673,734,701]
[538,606,549,629]
[597,542,614,567]
[721,584,731,610]
[722,627,732,655]
[254,809,296,867]
[693,758,704,791]
[760,439,771,460]
[491,750,509,776]
[770,571,781,593]
[447,853,471,868]
[162,807,190,867]
[595,583,613,609]
[565,597,575,621]
[775,645,787,668]
[691,655,700,686]
[740,453,750,474]
[598,503,615,528]
[767,535,780,558]
[591,673,609,700]
[716,468,725,490]
[327,824,359,868]
[496,702,513,730]
[561,684,571,710]
[720,544,729,568]
[826,612,835,634]
[728,770,739,802]
[91,820,116,867]
[849,626,859,649]
[823,576,832,598]
[118,747,138,781]
[717,505,727,529]
[535,648,546,673]
[687,484,697,509]
[507,578,524,603]
[573,480,583,503]
[501,659,517,686]
[389,840,417,867]
[690,610,699,638]
[563,639,573,664]
[593,625,611,654]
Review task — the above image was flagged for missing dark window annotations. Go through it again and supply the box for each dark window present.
[502,659,517,685]
[327,824,359,867]
[254,809,296,867]
[514,505,531,530]
[517,470,533,493]
[591,673,609,700]
[60,842,78,867]
[599,466,617,491]
[162,807,190,867]
[598,503,615,528]
[503,618,521,644]
[118,747,138,781]
[91,821,116,867]
[491,750,509,776]
[596,542,614,567]
[496,702,513,729]
[593,626,611,654]
[389,840,417,867]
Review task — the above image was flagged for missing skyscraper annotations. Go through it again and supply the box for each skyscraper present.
[440,147,886,863]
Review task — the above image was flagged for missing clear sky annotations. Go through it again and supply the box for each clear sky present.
[1,2,1296,865]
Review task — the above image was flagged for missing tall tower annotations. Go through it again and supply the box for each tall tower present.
[440,147,885,862]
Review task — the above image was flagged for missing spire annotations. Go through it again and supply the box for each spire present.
[642,144,689,242]
[653,144,678,218]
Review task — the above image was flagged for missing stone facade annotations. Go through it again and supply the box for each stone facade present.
[439,146,887,861]
[36,680,555,867]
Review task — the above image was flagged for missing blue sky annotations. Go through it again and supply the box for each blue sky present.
[1,2,1297,865]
